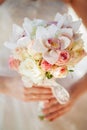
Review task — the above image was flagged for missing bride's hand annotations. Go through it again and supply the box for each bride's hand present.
[43,74,87,121]
[42,85,77,121]
[42,97,74,121]
[0,77,53,102]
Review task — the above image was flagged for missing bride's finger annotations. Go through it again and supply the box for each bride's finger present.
[24,87,52,94]
[44,98,58,108]
[23,93,53,102]
[45,109,65,121]
[45,104,71,121]
[43,103,62,115]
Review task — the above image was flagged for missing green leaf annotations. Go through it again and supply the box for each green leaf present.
[38,115,45,120]
[45,72,53,79]
[69,70,74,72]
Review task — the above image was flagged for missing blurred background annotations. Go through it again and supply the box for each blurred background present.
[0,0,87,130]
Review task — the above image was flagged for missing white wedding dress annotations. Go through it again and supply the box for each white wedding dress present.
[0,0,87,130]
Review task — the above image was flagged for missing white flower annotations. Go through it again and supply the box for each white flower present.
[58,36,71,50]
[5,24,33,51]
[23,18,46,38]
[33,19,46,26]
[23,18,33,38]
[61,28,73,38]
[36,26,49,40]
[17,37,30,47]
[46,24,58,38]
[12,24,24,42]
[36,24,57,40]
[19,58,45,84]
[54,13,81,33]
[71,20,82,33]
[32,39,48,53]
[43,50,59,65]
[55,13,65,28]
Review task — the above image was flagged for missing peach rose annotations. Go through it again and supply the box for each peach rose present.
[52,66,68,78]
[9,57,20,70]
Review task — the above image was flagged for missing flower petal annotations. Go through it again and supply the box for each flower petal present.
[36,26,49,39]
[59,36,71,50]
[17,37,30,47]
[19,58,44,84]
[33,19,46,26]
[4,41,17,50]
[63,14,72,26]
[61,28,73,38]
[54,13,62,21]
[55,13,65,29]
[71,20,81,33]
[43,50,59,65]
[12,24,24,42]
[23,17,32,37]
[47,24,58,37]
[32,39,48,53]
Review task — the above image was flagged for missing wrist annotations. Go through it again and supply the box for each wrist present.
[0,77,10,95]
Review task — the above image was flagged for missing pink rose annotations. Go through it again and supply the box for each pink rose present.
[9,57,20,70]
[56,50,70,66]
[41,60,52,71]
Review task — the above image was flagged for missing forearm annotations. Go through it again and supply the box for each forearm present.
[0,77,8,94]
[69,74,87,101]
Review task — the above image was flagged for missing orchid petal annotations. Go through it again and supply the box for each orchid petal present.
[23,17,32,37]
[12,24,24,42]
[59,36,71,50]
[36,26,49,39]
[33,19,46,26]
[63,14,72,26]
[43,50,59,65]
[54,13,62,21]
[17,37,30,47]
[55,13,64,28]
[32,39,48,53]
[71,20,81,33]
[47,24,58,37]
[61,28,73,38]
[4,41,17,50]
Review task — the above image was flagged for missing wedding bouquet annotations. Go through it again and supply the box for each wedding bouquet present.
[5,13,86,106]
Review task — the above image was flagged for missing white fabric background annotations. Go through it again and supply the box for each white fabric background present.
[0,0,87,130]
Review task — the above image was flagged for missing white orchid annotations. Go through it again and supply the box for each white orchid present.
[36,24,58,40]
[43,50,59,65]
[5,24,31,50]
[55,13,81,33]
[32,39,48,53]
[23,18,46,39]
